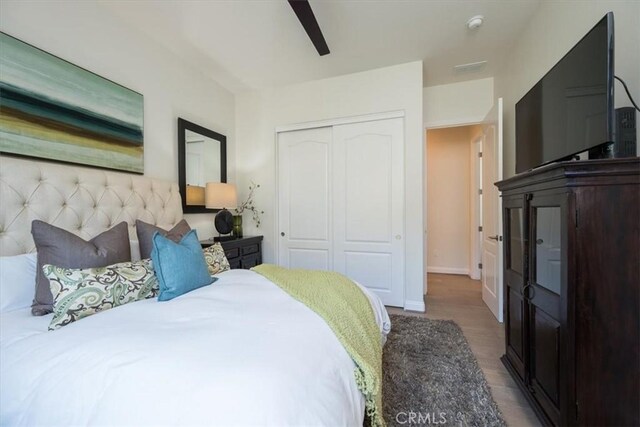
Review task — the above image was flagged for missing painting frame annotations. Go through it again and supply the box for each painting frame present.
[0,32,144,174]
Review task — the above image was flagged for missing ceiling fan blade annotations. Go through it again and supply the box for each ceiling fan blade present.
[288,0,330,56]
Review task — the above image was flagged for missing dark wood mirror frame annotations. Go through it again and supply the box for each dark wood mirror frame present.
[178,117,227,214]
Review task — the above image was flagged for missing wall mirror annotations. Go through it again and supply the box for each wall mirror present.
[178,118,227,213]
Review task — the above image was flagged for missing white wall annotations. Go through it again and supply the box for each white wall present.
[426,126,477,275]
[424,78,494,128]
[0,0,236,238]
[236,61,425,311]
[496,1,640,178]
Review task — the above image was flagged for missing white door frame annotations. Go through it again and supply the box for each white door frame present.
[275,110,405,133]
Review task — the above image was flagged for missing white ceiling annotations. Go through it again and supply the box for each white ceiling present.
[101,0,541,93]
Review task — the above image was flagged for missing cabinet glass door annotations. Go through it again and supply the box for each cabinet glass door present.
[528,195,566,425]
[503,197,527,380]
[534,207,562,294]
[508,208,525,275]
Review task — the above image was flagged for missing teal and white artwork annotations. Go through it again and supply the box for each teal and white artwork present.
[0,33,144,173]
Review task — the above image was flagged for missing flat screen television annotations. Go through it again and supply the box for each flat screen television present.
[515,12,614,174]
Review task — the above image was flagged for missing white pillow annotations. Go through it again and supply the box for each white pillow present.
[0,253,37,313]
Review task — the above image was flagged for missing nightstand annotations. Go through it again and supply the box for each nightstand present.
[200,236,263,270]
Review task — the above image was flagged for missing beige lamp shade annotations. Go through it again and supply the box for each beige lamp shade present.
[185,185,205,205]
[205,182,237,209]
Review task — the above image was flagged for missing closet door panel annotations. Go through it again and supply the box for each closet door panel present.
[344,135,392,243]
[287,140,329,241]
[344,252,393,291]
[277,127,332,270]
[288,249,329,271]
[333,118,404,306]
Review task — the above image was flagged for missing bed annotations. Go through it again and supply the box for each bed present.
[0,156,390,426]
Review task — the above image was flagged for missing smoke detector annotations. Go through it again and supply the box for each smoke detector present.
[467,15,484,30]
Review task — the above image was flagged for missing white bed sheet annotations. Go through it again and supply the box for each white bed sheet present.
[0,269,390,426]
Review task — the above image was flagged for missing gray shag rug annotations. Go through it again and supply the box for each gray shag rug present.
[381,314,506,427]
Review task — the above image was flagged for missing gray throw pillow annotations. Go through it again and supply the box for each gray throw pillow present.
[31,220,131,316]
[135,219,191,260]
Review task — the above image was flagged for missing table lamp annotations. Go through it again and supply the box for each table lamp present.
[205,182,237,241]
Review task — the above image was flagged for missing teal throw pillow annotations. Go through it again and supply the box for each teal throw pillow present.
[151,230,215,301]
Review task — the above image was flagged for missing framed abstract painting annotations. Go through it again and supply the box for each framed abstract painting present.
[0,33,144,173]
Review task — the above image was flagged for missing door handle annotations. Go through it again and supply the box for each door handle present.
[523,284,536,300]
[488,235,499,241]
[280,232,285,237]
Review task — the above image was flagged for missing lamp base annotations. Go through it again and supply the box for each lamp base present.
[214,208,234,235]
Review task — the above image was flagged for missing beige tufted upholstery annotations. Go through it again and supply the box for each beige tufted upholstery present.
[0,156,183,256]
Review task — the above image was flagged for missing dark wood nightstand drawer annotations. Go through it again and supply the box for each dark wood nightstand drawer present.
[200,236,263,270]
[228,257,241,269]
[224,248,240,259]
[242,244,259,256]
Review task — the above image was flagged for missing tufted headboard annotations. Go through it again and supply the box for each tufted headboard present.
[0,156,183,257]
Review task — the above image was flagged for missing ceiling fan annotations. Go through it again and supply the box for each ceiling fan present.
[287,0,330,56]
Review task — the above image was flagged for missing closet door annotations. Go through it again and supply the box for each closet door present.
[277,127,332,270]
[332,118,405,307]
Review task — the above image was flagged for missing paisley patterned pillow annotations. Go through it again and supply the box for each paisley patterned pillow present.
[203,243,231,275]
[43,259,158,330]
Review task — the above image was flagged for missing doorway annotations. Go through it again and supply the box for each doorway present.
[423,98,504,322]
[425,125,483,279]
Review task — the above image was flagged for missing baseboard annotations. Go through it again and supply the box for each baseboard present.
[404,299,425,312]
[427,266,470,275]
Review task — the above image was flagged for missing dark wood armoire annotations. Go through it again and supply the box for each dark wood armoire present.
[496,158,639,426]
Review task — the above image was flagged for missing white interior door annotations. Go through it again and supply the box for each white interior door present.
[186,153,201,185]
[332,118,404,307]
[277,127,332,270]
[470,136,483,281]
[186,142,204,186]
[481,98,504,322]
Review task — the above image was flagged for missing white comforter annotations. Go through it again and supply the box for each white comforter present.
[0,269,390,426]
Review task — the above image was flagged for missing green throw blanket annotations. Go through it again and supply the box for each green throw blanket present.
[251,264,385,427]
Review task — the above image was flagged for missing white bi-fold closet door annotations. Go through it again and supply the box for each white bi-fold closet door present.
[277,117,404,307]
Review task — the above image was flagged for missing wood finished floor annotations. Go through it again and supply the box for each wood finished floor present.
[387,273,541,427]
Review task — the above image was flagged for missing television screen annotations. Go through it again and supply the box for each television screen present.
[516,13,614,173]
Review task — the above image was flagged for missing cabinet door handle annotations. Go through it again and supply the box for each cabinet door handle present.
[523,284,536,300]
[280,232,285,237]
[536,239,543,244]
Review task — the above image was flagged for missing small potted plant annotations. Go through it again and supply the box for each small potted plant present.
[233,181,264,238]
